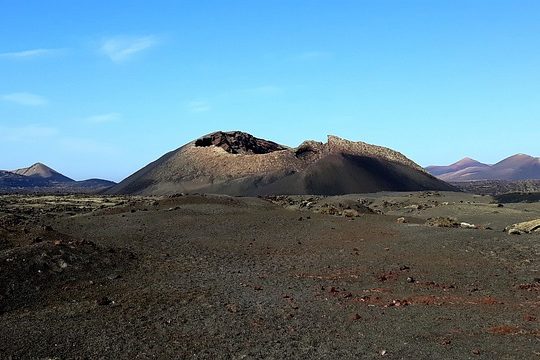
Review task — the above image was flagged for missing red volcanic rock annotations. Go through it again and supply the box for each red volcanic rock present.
[195,131,288,155]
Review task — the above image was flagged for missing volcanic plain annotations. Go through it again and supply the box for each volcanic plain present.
[0,191,538,359]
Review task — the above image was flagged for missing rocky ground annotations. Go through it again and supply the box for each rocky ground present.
[451,179,540,196]
[0,192,538,359]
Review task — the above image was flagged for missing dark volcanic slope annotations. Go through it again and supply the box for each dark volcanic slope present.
[428,154,540,181]
[261,154,453,196]
[0,170,50,189]
[109,131,454,196]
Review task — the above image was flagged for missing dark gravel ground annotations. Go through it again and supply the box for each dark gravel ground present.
[0,193,538,359]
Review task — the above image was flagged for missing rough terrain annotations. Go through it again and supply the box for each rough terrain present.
[0,192,538,359]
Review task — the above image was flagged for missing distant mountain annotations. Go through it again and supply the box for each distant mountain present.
[108,130,455,196]
[0,163,116,193]
[425,157,490,177]
[427,154,540,181]
[13,163,73,182]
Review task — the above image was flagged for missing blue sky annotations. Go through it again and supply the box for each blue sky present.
[1,0,539,181]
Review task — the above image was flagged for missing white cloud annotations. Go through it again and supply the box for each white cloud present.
[0,48,60,59]
[84,112,122,124]
[187,100,211,113]
[100,35,159,62]
[1,92,48,106]
[0,124,58,142]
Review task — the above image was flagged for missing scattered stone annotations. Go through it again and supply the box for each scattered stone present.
[407,276,415,283]
[396,217,407,224]
[387,299,409,307]
[32,236,43,244]
[505,219,540,234]
[426,217,459,228]
[460,222,476,229]
[342,209,361,218]
[517,282,540,291]
[57,259,68,270]
[96,297,112,306]
[404,204,420,210]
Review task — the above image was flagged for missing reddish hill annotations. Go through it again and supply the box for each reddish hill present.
[426,158,489,177]
[427,154,540,181]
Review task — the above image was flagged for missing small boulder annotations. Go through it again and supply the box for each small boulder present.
[96,296,112,306]
[505,219,540,234]
[426,217,459,228]
[342,209,360,218]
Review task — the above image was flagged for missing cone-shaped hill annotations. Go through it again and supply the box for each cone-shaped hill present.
[13,162,74,183]
[108,131,455,196]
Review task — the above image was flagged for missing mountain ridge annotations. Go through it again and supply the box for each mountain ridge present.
[427,154,540,181]
[0,163,115,193]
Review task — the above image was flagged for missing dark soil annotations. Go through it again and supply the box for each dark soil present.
[0,193,538,359]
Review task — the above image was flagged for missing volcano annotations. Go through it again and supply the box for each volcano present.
[108,131,455,196]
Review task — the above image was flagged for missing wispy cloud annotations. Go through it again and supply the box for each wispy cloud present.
[0,124,58,142]
[187,100,211,113]
[1,92,48,106]
[84,112,122,124]
[0,48,61,59]
[100,35,159,62]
